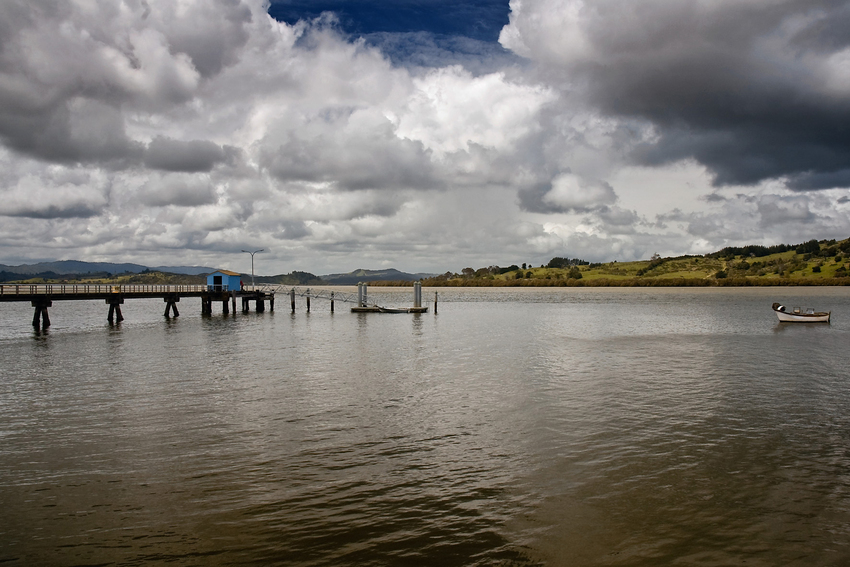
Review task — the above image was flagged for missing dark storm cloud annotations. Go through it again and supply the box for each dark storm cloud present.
[0,99,143,164]
[517,183,558,213]
[504,0,850,189]
[274,220,310,240]
[4,203,103,219]
[786,169,850,191]
[139,174,218,207]
[144,137,227,172]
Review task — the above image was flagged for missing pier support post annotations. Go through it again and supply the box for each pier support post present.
[256,298,265,312]
[106,296,124,323]
[222,298,229,314]
[434,291,438,314]
[202,297,212,315]
[31,299,52,328]
[164,295,180,318]
[242,297,249,312]
[330,291,334,313]
[231,293,237,314]
[290,289,295,312]
[306,292,310,312]
[269,295,274,312]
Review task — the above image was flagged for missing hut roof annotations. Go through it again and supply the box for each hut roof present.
[212,269,241,276]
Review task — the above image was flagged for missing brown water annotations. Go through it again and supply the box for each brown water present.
[1,287,850,566]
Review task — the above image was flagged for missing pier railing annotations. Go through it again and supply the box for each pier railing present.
[0,284,210,296]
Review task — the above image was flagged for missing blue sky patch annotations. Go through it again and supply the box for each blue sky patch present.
[267,0,511,43]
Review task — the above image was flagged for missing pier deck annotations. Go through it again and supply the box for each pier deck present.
[0,284,274,328]
[0,284,211,301]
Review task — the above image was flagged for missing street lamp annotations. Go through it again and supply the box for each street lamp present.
[241,249,264,288]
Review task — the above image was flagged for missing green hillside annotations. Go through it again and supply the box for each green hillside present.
[421,238,850,287]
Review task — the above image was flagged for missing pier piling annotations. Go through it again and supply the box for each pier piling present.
[106,296,124,323]
[164,295,180,318]
[31,299,52,328]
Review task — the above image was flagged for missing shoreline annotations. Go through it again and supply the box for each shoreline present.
[351,277,850,288]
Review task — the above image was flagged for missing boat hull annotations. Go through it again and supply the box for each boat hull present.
[775,311,830,323]
[772,303,830,323]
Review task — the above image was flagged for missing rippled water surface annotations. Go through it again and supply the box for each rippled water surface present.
[2,287,850,566]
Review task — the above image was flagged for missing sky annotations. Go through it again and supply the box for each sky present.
[1,0,850,275]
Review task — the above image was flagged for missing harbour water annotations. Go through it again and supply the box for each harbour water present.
[2,287,850,566]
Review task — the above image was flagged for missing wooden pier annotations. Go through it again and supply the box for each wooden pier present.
[0,284,274,328]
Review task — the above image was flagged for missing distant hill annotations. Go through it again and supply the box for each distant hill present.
[150,265,219,275]
[255,271,324,285]
[320,268,433,285]
[0,260,217,277]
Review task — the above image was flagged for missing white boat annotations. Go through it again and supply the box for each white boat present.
[772,303,831,323]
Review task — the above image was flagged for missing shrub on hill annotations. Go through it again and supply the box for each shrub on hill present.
[547,257,588,268]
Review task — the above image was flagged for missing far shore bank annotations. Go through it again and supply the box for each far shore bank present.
[331,277,850,288]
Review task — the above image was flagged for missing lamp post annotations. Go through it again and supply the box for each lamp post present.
[241,249,264,288]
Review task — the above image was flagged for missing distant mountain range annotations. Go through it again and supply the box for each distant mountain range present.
[320,268,434,284]
[0,260,217,277]
[0,261,432,285]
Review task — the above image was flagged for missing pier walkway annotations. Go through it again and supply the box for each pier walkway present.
[0,283,274,328]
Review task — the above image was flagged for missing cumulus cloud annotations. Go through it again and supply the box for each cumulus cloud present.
[519,174,617,213]
[501,0,850,188]
[394,65,555,156]
[0,168,109,218]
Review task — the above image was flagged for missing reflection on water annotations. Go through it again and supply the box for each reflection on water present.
[1,287,850,565]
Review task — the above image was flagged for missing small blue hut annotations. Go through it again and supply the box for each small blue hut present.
[207,270,242,292]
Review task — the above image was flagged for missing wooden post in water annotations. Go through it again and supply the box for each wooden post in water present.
[434,291,438,314]
[231,292,237,314]
[330,291,334,313]
[106,296,124,323]
[290,289,295,312]
[306,289,310,312]
[222,298,229,314]
[269,294,274,311]
[242,297,249,312]
[31,299,52,328]
[164,295,180,318]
